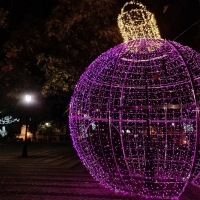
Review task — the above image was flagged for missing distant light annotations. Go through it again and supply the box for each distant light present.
[126,129,131,133]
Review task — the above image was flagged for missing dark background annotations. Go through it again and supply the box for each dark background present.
[0,0,199,54]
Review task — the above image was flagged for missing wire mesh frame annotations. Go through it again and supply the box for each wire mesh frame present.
[191,152,200,187]
[117,1,161,41]
[69,38,200,199]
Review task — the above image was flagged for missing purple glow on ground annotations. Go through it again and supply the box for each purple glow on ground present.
[69,38,200,199]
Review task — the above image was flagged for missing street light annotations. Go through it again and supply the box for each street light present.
[21,94,32,157]
[25,95,31,103]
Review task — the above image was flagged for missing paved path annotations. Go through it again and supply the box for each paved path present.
[0,142,200,200]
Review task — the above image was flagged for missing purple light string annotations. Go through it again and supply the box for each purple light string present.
[69,38,200,199]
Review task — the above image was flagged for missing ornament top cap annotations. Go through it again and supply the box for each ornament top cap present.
[118,1,161,41]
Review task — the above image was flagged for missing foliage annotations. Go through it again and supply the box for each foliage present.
[0,7,8,28]
[1,21,45,109]
[0,7,9,83]
[0,0,123,121]
[37,0,122,96]
[0,0,199,124]
[6,122,22,138]
[37,121,56,140]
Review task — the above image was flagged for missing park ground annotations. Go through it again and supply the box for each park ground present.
[0,142,200,200]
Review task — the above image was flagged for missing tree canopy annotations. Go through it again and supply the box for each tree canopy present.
[0,0,199,123]
[37,0,122,96]
[0,7,8,28]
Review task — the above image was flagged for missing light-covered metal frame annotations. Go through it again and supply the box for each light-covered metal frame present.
[118,1,161,41]
[69,38,200,199]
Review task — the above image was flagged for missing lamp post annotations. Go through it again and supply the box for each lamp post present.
[21,95,32,157]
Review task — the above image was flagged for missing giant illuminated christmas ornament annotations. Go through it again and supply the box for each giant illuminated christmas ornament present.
[191,149,200,188]
[118,1,161,41]
[69,1,200,199]
[69,38,200,199]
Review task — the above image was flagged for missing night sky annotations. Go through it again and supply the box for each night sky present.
[0,0,58,60]
[1,0,58,29]
[0,0,199,48]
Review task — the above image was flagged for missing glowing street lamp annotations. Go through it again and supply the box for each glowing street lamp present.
[22,94,32,157]
[25,95,32,103]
